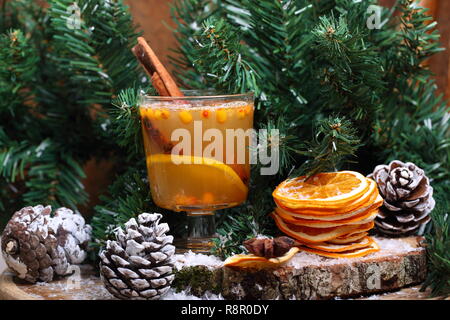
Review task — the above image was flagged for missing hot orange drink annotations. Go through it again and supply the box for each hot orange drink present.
[140,93,254,213]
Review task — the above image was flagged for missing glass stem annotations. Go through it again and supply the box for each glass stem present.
[178,211,216,253]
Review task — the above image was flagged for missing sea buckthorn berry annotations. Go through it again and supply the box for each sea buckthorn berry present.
[160,109,170,119]
[179,110,193,124]
[154,109,162,120]
[139,107,147,116]
[202,110,210,118]
[216,109,227,123]
[144,108,155,119]
[244,105,253,115]
[237,108,246,119]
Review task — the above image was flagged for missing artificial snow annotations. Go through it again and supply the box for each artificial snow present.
[172,251,223,270]
[161,288,223,300]
[18,205,52,238]
[286,236,422,268]
[5,255,28,279]
[48,207,92,264]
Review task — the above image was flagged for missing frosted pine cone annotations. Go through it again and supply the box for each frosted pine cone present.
[50,207,92,264]
[1,205,91,283]
[369,160,435,236]
[99,213,175,300]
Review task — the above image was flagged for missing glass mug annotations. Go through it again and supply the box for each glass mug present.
[139,91,254,252]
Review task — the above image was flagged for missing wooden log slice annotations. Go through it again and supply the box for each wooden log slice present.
[0,237,442,300]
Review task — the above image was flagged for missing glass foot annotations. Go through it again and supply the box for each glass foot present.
[174,211,216,254]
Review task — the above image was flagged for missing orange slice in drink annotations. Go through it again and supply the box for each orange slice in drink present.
[273,171,370,210]
[271,212,375,243]
[224,247,299,268]
[147,154,248,205]
[298,238,379,258]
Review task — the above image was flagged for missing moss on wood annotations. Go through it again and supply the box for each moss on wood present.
[173,266,223,296]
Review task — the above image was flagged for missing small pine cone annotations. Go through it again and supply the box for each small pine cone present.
[99,213,175,300]
[1,205,91,283]
[369,160,435,236]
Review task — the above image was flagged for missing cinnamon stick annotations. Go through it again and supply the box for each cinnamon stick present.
[132,37,184,153]
[132,37,184,97]
[142,118,174,154]
[151,72,170,96]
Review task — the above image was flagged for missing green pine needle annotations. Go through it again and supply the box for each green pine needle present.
[421,186,450,297]
[191,17,260,95]
[294,116,361,177]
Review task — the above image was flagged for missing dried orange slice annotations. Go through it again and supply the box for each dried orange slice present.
[273,171,370,210]
[275,207,379,228]
[274,179,380,216]
[271,212,375,243]
[328,232,368,244]
[274,193,382,221]
[298,239,380,258]
[224,247,299,268]
[300,236,372,253]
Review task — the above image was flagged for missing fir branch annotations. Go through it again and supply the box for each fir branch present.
[222,0,310,107]
[294,116,361,177]
[421,185,450,297]
[311,13,384,127]
[47,0,114,105]
[0,29,38,112]
[373,79,450,184]
[43,0,144,158]
[0,129,39,182]
[108,87,145,160]
[254,117,301,176]
[393,0,443,80]
[0,0,144,222]
[90,165,182,255]
[88,0,144,94]
[212,186,277,259]
[191,17,259,95]
[371,1,450,198]
[91,168,153,253]
[0,0,43,35]
[22,140,88,209]
[170,0,222,89]
[211,214,259,259]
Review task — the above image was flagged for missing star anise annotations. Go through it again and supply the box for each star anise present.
[243,236,295,259]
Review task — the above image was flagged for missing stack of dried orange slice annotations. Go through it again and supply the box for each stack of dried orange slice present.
[271,171,383,258]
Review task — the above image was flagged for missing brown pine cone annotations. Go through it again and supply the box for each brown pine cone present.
[369,160,435,236]
[1,205,91,283]
[99,213,175,300]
